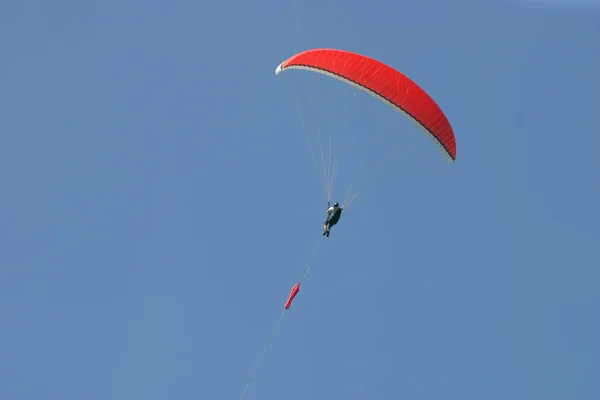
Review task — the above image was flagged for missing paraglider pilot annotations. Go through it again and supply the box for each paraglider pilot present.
[323,202,342,237]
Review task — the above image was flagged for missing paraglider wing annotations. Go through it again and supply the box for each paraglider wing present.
[275,48,456,162]
[284,283,300,309]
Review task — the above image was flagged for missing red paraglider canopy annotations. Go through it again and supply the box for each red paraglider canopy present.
[275,48,456,162]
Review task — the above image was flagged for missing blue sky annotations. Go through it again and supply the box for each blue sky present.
[1,1,599,399]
